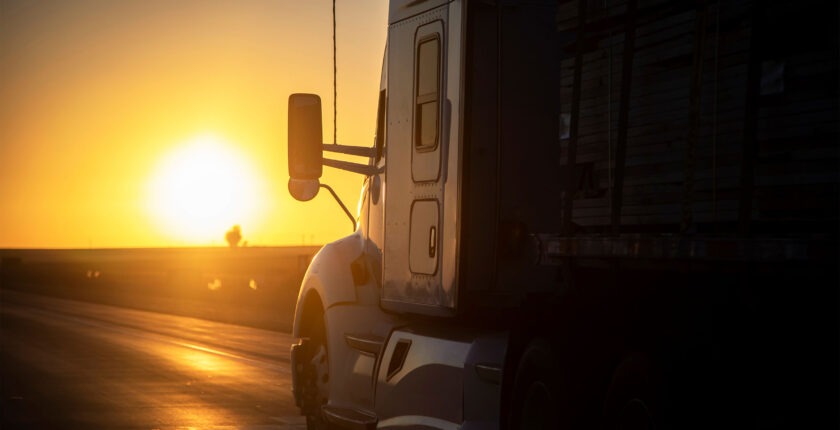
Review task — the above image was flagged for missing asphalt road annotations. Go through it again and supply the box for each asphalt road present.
[0,288,304,429]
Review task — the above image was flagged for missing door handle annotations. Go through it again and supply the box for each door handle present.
[428,226,437,258]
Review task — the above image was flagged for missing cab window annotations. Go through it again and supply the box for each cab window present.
[415,36,440,151]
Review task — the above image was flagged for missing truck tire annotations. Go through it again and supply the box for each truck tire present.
[602,352,662,430]
[300,314,332,430]
[508,339,565,430]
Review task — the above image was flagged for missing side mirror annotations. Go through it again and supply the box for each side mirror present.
[288,93,324,201]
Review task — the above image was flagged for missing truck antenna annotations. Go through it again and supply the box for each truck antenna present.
[332,0,337,145]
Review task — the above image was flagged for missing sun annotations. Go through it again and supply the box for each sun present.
[146,134,264,244]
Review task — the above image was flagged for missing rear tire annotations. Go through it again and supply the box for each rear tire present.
[602,353,662,430]
[508,339,565,430]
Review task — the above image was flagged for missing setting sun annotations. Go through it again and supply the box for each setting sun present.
[146,134,265,244]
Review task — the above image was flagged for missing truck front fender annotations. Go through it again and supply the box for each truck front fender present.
[292,232,366,338]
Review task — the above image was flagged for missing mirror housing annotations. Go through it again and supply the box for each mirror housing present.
[288,93,323,181]
[286,92,372,222]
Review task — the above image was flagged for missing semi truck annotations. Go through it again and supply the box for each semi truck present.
[286,0,838,428]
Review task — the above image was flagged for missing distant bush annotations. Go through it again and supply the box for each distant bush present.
[225,225,243,248]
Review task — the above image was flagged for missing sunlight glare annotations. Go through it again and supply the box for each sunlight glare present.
[146,134,263,244]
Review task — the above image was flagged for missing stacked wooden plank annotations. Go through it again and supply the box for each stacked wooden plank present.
[555,0,838,238]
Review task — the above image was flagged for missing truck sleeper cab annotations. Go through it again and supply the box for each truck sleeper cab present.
[288,0,839,429]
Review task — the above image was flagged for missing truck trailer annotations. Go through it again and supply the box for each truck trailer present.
[287,0,838,428]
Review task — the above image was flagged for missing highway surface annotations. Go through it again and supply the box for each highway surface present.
[0,289,303,429]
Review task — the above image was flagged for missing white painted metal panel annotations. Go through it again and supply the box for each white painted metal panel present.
[389,0,450,24]
[382,1,462,315]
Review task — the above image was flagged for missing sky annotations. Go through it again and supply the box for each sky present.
[0,0,388,248]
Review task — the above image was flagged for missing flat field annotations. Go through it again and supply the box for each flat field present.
[0,246,321,332]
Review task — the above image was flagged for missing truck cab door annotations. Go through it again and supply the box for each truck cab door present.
[381,1,462,316]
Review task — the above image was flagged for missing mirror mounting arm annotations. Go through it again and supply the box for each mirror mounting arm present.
[323,158,381,176]
[319,184,356,232]
[323,143,376,158]
[322,143,379,176]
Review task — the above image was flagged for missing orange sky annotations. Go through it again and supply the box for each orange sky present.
[0,0,388,248]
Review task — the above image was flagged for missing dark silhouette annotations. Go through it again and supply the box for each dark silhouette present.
[225,225,242,248]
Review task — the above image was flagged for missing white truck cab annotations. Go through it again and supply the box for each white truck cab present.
[289,2,504,429]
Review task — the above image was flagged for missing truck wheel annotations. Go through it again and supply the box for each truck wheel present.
[508,339,564,430]
[602,353,661,430]
[301,316,332,430]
